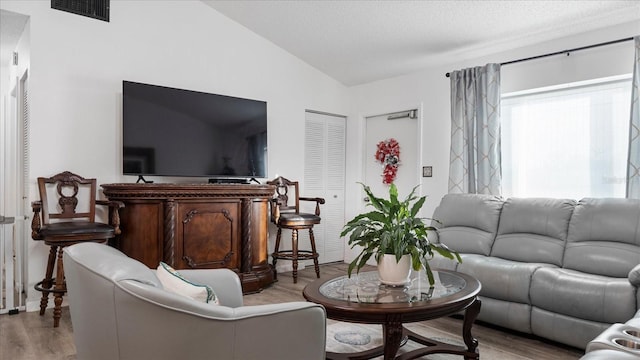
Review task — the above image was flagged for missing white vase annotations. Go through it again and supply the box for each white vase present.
[377,254,412,286]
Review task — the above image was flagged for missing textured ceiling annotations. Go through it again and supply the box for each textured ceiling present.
[204,0,640,86]
[2,2,638,85]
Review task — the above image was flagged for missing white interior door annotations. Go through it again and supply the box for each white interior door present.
[1,72,28,313]
[364,110,420,204]
[304,111,346,263]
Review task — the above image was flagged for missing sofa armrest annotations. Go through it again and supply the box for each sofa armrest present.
[179,268,244,307]
[427,229,440,243]
[233,301,324,318]
[628,264,640,287]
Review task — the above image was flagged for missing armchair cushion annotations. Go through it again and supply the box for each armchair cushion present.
[156,262,217,304]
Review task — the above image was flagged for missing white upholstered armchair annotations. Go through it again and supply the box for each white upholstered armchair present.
[63,242,326,360]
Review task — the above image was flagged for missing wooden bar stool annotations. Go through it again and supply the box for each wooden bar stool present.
[267,177,324,283]
[31,171,123,327]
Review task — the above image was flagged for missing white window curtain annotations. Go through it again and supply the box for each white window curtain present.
[448,64,502,195]
[502,78,631,199]
[627,36,640,199]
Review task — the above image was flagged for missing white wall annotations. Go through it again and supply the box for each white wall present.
[0,0,350,310]
[345,21,639,260]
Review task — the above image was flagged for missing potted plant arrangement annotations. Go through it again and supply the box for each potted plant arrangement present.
[341,183,461,286]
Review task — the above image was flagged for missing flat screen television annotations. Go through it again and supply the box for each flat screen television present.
[122,81,267,180]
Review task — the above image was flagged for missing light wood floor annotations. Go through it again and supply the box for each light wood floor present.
[0,263,585,360]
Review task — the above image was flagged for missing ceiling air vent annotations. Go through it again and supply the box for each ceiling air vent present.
[51,0,110,22]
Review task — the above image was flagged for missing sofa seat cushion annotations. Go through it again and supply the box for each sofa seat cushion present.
[531,267,636,324]
[457,254,555,304]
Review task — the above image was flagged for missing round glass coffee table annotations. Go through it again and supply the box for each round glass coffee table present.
[303,269,481,360]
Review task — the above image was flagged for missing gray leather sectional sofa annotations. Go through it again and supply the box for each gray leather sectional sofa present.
[429,194,640,353]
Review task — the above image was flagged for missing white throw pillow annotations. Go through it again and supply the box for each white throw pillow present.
[156,262,219,304]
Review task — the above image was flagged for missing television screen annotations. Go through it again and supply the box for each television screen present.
[122,81,267,179]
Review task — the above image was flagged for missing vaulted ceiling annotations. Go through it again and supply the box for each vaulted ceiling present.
[0,9,28,68]
[204,0,640,86]
[2,2,638,86]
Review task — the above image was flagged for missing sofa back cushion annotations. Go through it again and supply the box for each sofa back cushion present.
[563,197,640,277]
[433,193,504,255]
[491,198,575,265]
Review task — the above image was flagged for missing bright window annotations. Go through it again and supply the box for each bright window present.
[501,77,631,199]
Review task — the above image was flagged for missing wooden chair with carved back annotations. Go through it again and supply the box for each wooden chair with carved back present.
[31,171,124,327]
[267,176,325,283]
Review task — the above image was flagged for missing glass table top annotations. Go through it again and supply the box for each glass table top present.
[319,270,466,304]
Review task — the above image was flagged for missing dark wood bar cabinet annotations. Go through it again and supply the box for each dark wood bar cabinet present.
[101,183,276,293]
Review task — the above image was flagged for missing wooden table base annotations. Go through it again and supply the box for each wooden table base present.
[326,299,482,360]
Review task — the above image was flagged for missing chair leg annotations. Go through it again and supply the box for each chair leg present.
[273,228,282,279]
[39,246,57,316]
[291,229,299,284]
[309,228,320,279]
[52,246,66,328]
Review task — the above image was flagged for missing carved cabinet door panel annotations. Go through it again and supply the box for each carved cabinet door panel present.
[176,201,241,270]
[118,201,164,268]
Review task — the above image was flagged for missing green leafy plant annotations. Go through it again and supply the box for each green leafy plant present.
[341,183,461,286]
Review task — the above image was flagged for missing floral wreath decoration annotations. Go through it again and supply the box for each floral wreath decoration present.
[374,138,400,185]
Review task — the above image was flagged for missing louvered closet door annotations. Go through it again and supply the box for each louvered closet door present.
[303,111,346,263]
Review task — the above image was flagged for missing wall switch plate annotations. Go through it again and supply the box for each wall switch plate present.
[422,166,433,177]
